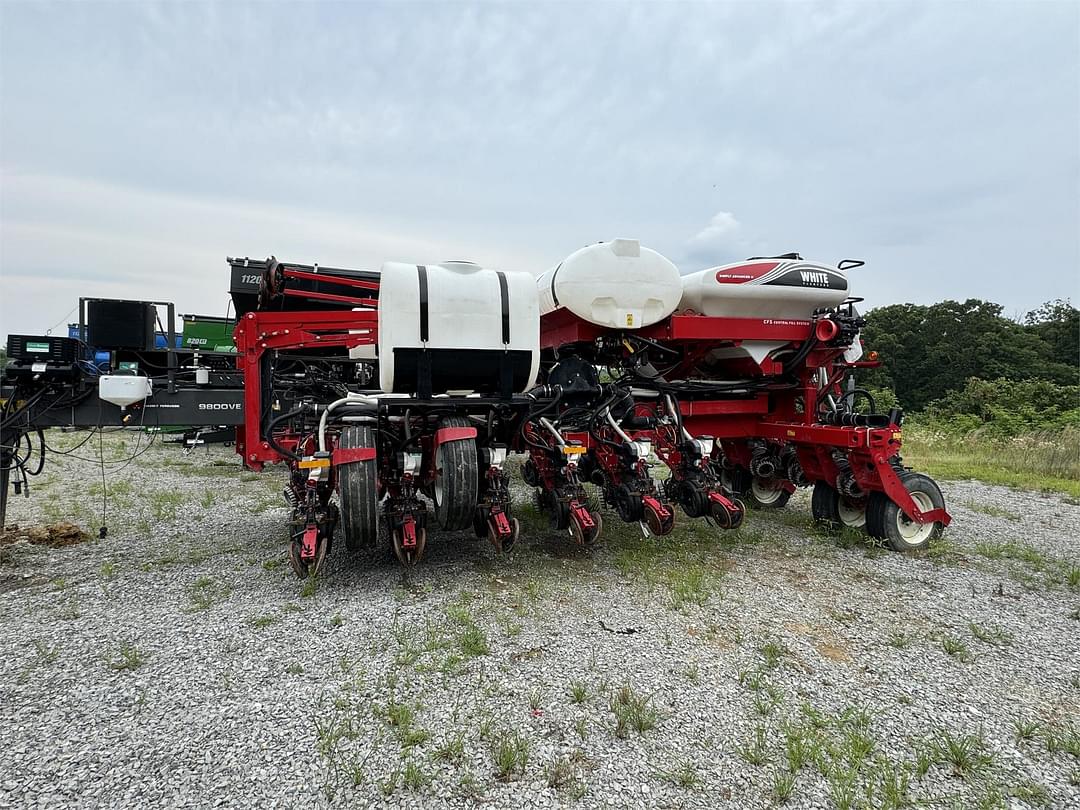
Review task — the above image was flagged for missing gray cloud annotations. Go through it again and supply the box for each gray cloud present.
[1,1,1077,338]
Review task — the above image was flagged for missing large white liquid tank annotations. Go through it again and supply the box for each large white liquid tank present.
[679,258,850,320]
[377,260,540,395]
[537,239,682,329]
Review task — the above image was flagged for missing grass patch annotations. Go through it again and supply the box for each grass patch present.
[569,681,588,704]
[491,730,529,781]
[188,575,231,610]
[736,724,769,766]
[969,622,1013,646]
[940,635,972,662]
[610,684,658,737]
[106,641,146,672]
[661,759,700,789]
[247,614,278,629]
[928,729,995,780]
[903,427,1080,497]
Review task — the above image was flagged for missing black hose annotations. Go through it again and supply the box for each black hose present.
[265,408,306,461]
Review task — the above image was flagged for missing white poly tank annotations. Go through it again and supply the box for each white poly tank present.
[377,261,540,395]
[679,258,849,320]
[537,239,681,329]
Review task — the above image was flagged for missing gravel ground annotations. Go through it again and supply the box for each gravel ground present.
[1,432,1078,809]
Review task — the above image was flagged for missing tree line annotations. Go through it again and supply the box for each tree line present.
[858,298,1079,431]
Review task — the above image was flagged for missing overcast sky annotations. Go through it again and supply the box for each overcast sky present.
[1,1,1077,338]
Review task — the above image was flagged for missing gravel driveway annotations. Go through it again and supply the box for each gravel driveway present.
[1,433,1078,809]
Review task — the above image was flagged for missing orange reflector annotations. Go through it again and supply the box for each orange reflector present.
[562,446,586,455]
[298,457,330,469]
[868,351,879,360]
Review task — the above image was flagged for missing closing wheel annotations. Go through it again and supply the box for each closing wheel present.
[338,426,379,552]
[747,476,792,509]
[811,481,840,525]
[880,473,946,552]
[433,417,479,531]
[643,501,675,537]
[393,526,427,566]
[288,535,329,579]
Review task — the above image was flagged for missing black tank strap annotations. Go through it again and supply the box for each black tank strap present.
[496,271,510,345]
[417,265,429,343]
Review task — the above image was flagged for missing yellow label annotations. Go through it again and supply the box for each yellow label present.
[626,313,634,327]
[562,446,586,456]
[892,431,902,441]
[298,457,331,469]
[786,430,796,437]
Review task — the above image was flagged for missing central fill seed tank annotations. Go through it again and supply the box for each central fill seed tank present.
[679,258,849,320]
[377,261,540,395]
[537,239,682,329]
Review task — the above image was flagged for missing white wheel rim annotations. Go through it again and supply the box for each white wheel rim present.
[751,478,784,505]
[896,491,935,545]
[838,499,866,528]
[434,446,445,506]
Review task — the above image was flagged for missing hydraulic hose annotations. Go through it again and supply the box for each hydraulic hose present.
[318,394,379,453]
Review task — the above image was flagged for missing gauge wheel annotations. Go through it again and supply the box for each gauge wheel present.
[433,417,479,531]
[338,426,378,552]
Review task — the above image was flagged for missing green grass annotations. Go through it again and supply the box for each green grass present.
[662,759,700,789]
[188,575,231,610]
[929,729,995,780]
[903,425,1080,497]
[106,641,145,672]
[736,724,769,765]
[940,635,972,662]
[1013,717,1041,743]
[569,681,588,704]
[969,622,1013,646]
[610,684,658,737]
[491,730,529,781]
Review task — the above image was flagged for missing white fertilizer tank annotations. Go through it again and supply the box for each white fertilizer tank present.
[536,239,682,330]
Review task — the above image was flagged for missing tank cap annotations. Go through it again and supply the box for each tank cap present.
[440,260,482,272]
[609,239,640,258]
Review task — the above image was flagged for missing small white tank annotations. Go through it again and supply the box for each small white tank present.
[377,261,540,395]
[537,239,681,329]
[679,258,849,320]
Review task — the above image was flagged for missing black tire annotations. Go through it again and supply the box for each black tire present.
[745,476,792,509]
[866,492,889,540]
[811,481,840,525]
[880,472,945,552]
[338,426,379,552]
[433,416,478,531]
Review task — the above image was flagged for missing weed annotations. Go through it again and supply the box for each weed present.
[684,662,700,683]
[569,681,588,704]
[435,733,465,763]
[247,614,278,629]
[664,759,700,789]
[1043,722,1080,757]
[492,730,529,781]
[189,575,231,610]
[459,624,490,657]
[930,729,995,780]
[200,489,215,508]
[285,662,304,675]
[385,701,416,729]
[969,622,1014,646]
[736,725,769,766]
[299,575,319,599]
[887,631,915,649]
[262,557,282,571]
[1007,780,1049,807]
[528,687,544,711]
[760,639,789,669]
[940,635,972,662]
[1013,717,1041,743]
[784,724,817,771]
[98,561,117,580]
[1070,607,1080,621]
[107,641,145,672]
[669,564,714,608]
[963,501,1019,520]
[1068,567,1080,589]
[402,760,428,790]
[544,755,577,789]
[610,685,658,737]
[772,768,796,803]
[874,758,911,809]
[560,716,582,748]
